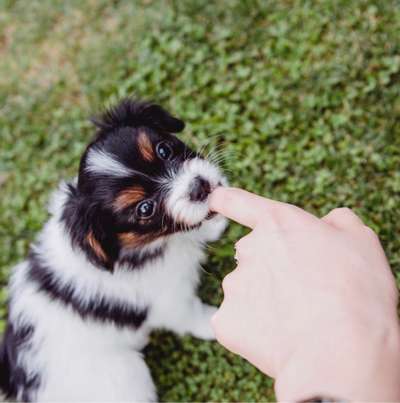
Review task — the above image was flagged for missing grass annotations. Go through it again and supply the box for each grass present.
[0,0,399,401]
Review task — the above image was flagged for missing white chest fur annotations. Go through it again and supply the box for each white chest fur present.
[7,212,227,401]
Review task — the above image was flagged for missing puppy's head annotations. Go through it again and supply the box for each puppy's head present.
[62,99,226,270]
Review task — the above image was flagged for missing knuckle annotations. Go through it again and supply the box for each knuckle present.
[284,204,303,222]
[331,207,363,224]
[332,207,354,216]
[259,208,280,227]
[260,204,300,228]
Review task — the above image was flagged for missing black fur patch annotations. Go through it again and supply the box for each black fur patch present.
[118,246,165,269]
[61,182,120,271]
[27,252,148,329]
[0,321,40,401]
[92,98,185,135]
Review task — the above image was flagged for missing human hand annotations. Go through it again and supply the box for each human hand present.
[210,187,400,401]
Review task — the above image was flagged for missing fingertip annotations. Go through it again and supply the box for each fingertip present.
[209,186,222,211]
[209,186,233,213]
[210,187,265,228]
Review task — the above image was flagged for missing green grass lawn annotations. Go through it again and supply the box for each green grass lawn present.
[1,0,399,401]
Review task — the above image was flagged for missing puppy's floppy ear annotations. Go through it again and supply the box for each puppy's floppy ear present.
[141,104,185,133]
[61,183,119,272]
[91,98,185,134]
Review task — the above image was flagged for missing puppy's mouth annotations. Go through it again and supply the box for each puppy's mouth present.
[206,211,217,220]
[164,158,226,228]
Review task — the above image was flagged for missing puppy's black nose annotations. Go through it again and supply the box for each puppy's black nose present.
[189,176,211,202]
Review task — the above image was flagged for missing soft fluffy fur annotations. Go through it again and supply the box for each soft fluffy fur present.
[0,99,227,401]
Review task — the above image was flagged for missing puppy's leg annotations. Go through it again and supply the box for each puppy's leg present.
[150,295,217,340]
[180,297,217,340]
[196,214,228,243]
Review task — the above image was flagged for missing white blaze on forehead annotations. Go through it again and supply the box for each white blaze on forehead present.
[165,157,226,226]
[85,149,133,177]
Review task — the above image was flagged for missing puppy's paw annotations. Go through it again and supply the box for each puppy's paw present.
[190,303,217,340]
[198,214,228,242]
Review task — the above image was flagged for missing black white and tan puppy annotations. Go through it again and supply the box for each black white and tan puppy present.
[0,99,227,401]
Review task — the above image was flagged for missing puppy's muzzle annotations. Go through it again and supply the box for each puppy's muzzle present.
[165,157,226,226]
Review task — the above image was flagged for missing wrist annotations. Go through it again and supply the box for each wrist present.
[274,319,400,402]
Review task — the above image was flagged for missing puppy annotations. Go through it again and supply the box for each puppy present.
[0,99,227,401]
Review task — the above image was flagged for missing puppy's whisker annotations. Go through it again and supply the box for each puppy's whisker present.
[201,135,227,153]
[206,150,234,166]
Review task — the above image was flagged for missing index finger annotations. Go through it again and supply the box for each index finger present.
[209,187,295,229]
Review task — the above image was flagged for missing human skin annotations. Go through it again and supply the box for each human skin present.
[209,187,400,402]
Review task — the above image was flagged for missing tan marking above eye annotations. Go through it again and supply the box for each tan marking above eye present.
[138,131,154,162]
[86,231,108,263]
[113,186,146,212]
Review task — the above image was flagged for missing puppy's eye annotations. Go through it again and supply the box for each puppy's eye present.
[156,142,173,160]
[136,200,156,219]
